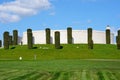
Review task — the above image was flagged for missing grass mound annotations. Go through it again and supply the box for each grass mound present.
[0,44,120,60]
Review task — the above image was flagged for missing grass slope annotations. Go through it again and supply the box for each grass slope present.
[0,60,120,80]
[0,44,120,60]
[0,44,120,80]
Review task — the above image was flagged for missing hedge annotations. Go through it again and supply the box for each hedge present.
[67,27,72,44]
[13,30,18,45]
[3,31,9,49]
[55,31,61,49]
[45,28,51,44]
[106,29,111,44]
[27,29,33,49]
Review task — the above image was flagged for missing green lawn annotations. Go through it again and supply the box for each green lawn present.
[0,44,120,60]
[0,44,120,80]
[0,60,120,80]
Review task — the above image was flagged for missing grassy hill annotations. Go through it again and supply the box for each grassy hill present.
[0,44,120,80]
[0,44,120,60]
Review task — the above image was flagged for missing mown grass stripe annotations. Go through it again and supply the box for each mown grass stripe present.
[21,71,42,80]
[102,70,110,80]
[67,71,78,80]
[114,71,120,80]
[2,70,28,80]
[81,70,87,80]
[0,70,19,80]
[89,70,94,80]
[50,72,61,80]
[11,71,36,80]
[107,70,118,80]
[36,72,51,80]
[62,72,69,80]
[97,71,105,80]
[58,72,69,80]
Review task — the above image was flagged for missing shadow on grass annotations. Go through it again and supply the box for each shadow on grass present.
[10,47,16,49]
[32,47,38,49]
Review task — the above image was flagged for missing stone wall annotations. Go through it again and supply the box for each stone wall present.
[22,30,114,44]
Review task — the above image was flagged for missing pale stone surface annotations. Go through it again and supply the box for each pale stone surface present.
[21,30,114,44]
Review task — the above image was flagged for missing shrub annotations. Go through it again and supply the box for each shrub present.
[9,35,13,45]
[87,28,92,43]
[87,28,93,49]
[106,29,111,44]
[117,36,120,49]
[55,31,61,49]
[88,40,94,49]
[67,27,72,44]
[3,31,9,49]
[118,30,120,36]
[27,29,33,49]
[45,28,51,44]
[0,40,2,47]
[13,30,18,45]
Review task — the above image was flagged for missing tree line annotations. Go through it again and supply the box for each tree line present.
[1,27,120,50]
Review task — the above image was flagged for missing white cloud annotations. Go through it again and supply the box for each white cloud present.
[0,0,51,23]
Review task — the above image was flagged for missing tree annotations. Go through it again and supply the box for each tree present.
[9,35,13,45]
[0,40,2,47]
[45,28,51,44]
[27,29,33,49]
[55,31,61,49]
[3,31,9,49]
[13,30,18,45]
[88,40,94,49]
[87,28,93,49]
[117,36,120,49]
[116,30,120,49]
[67,27,72,44]
[106,28,111,44]
[118,30,120,36]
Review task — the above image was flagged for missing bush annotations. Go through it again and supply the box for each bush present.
[9,35,13,45]
[55,31,61,49]
[3,31,9,49]
[27,29,33,49]
[87,28,93,49]
[0,40,2,47]
[45,28,51,44]
[13,30,18,45]
[117,36,120,49]
[116,36,118,44]
[67,27,72,44]
[87,28,92,43]
[118,30,120,36]
[88,40,93,49]
[106,29,111,44]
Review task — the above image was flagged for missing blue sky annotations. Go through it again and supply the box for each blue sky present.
[0,0,120,40]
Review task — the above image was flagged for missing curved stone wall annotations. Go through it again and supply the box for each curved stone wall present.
[22,30,114,44]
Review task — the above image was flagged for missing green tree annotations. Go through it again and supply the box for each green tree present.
[3,31,9,49]
[55,31,61,49]
[116,30,120,49]
[9,35,13,45]
[45,28,51,44]
[27,29,33,49]
[13,30,18,45]
[87,28,93,49]
[118,30,120,36]
[88,40,94,49]
[67,27,72,44]
[0,40,2,47]
[106,27,111,44]
[117,36,120,49]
